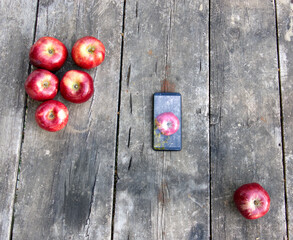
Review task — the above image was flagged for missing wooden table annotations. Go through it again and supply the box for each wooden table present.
[1,0,292,239]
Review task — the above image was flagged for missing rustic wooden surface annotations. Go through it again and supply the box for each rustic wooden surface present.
[113,0,209,239]
[0,1,37,240]
[277,0,293,238]
[210,0,287,239]
[0,0,292,239]
[13,0,123,239]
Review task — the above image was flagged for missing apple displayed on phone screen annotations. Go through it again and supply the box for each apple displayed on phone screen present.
[153,92,182,151]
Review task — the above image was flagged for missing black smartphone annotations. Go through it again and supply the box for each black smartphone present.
[153,92,182,151]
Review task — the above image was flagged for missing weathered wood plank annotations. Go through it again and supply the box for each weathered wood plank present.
[276,0,293,238]
[114,0,209,239]
[13,0,123,239]
[0,0,37,239]
[210,0,287,239]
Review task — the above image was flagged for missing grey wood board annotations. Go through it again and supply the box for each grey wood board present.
[277,0,293,238]
[0,0,37,239]
[13,0,123,239]
[113,0,209,239]
[210,0,287,239]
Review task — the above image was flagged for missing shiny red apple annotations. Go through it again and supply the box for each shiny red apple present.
[155,112,180,136]
[29,37,68,71]
[234,183,270,220]
[60,70,94,103]
[71,36,105,69]
[35,100,69,132]
[25,69,59,101]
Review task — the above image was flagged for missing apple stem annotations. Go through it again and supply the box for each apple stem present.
[43,81,49,88]
[88,46,95,53]
[48,112,55,119]
[254,199,261,207]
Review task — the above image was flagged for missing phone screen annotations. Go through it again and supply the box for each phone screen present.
[153,93,182,151]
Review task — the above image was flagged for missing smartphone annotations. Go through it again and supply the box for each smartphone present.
[153,92,182,151]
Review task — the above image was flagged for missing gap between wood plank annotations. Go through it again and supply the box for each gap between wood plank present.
[9,1,40,239]
[273,0,289,239]
[208,0,212,239]
[111,0,127,239]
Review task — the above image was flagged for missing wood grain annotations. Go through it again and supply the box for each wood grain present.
[276,0,293,238]
[113,0,209,239]
[1,0,290,239]
[210,0,287,239]
[13,0,123,239]
[0,0,37,239]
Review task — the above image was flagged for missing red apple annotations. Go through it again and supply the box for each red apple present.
[155,112,180,136]
[60,70,94,103]
[71,36,105,69]
[25,69,59,101]
[35,100,69,132]
[234,183,270,220]
[29,37,68,71]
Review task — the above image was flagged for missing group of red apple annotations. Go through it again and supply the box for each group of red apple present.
[25,36,105,132]
[25,39,271,221]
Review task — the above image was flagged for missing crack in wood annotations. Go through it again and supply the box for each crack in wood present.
[85,157,100,239]
[158,181,170,206]
[200,59,202,72]
[136,2,139,33]
[126,64,131,87]
[140,143,144,159]
[166,1,175,80]
[85,172,98,239]
[10,1,40,239]
[165,36,170,80]
[274,0,290,237]
[63,180,67,213]
[111,0,127,235]
[128,156,133,171]
[129,93,132,114]
[127,127,131,148]
[88,68,98,123]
